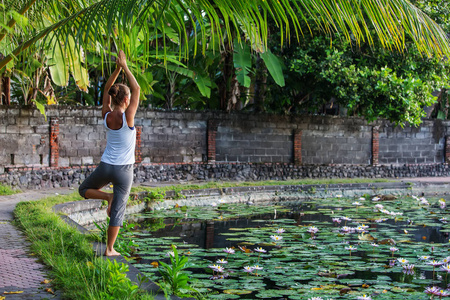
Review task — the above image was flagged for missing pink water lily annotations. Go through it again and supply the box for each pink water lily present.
[440,264,450,273]
[307,226,319,234]
[270,235,283,241]
[424,286,440,295]
[243,266,254,273]
[428,260,443,267]
[275,228,285,234]
[223,247,235,254]
[254,247,267,253]
[216,259,228,264]
[332,217,341,224]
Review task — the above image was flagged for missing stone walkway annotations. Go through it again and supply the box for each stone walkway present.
[0,189,73,300]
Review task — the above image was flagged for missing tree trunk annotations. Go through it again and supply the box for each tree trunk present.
[2,77,11,105]
[253,53,267,112]
[219,42,234,111]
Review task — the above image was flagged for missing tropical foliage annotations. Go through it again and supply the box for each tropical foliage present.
[1,0,450,124]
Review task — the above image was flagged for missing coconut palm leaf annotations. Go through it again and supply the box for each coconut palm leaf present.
[1,0,449,73]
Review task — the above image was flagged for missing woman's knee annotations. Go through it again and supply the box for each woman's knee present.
[78,184,87,198]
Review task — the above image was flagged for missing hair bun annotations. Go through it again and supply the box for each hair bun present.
[108,85,119,97]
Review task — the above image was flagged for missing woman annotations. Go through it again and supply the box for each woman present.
[79,50,140,256]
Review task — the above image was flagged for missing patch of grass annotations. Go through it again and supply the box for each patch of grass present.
[14,193,154,300]
[0,183,20,195]
[131,178,393,197]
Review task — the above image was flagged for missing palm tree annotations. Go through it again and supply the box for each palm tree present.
[1,0,449,92]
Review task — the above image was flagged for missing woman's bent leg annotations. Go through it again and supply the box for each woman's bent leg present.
[79,162,114,215]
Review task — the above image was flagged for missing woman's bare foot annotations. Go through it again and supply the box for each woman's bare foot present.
[104,248,121,256]
[106,194,113,217]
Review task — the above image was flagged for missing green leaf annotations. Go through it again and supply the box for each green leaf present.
[33,100,46,121]
[193,73,212,98]
[260,50,285,87]
[234,41,252,88]
[47,40,69,87]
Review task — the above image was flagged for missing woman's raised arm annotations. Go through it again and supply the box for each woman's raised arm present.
[117,50,140,127]
[102,64,122,119]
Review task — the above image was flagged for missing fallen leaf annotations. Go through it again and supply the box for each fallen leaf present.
[4,291,24,294]
[362,284,370,288]
[358,233,375,241]
[45,288,54,294]
[150,261,159,268]
[41,279,52,284]
[0,296,5,300]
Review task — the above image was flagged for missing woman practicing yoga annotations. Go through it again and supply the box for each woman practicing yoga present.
[79,50,140,256]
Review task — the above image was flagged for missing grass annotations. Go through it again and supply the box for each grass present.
[130,178,393,196]
[14,193,155,300]
[0,183,20,195]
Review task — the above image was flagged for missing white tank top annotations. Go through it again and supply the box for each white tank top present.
[101,112,136,165]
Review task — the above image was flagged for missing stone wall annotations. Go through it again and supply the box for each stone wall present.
[3,162,450,190]
[378,120,447,165]
[2,105,450,189]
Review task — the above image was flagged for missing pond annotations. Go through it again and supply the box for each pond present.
[129,193,450,299]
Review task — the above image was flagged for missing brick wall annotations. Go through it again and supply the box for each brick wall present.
[1,105,450,175]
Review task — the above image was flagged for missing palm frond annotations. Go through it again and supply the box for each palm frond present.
[1,0,449,72]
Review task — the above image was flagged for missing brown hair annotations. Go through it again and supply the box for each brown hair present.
[108,84,130,106]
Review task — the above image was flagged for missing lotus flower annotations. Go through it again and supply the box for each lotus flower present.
[419,255,431,260]
[375,218,387,223]
[270,235,283,242]
[424,286,441,295]
[254,247,266,262]
[428,260,443,267]
[374,204,384,211]
[402,264,414,271]
[440,264,450,273]
[370,243,378,253]
[341,226,354,233]
[397,258,409,265]
[308,226,319,234]
[216,259,228,264]
[436,290,450,297]
[223,247,235,254]
[254,247,267,253]
[332,217,341,224]
[390,247,398,257]
[243,266,254,273]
